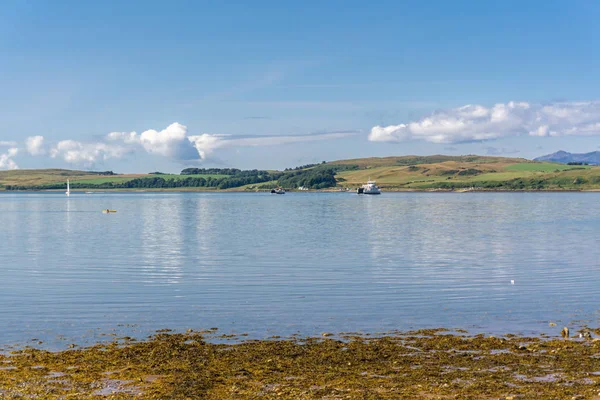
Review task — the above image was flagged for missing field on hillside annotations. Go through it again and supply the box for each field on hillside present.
[2,156,600,191]
[0,169,117,187]
[71,174,227,185]
[335,157,600,190]
[69,176,147,184]
[504,163,589,172]
[0,170,232,188]
[331,155,527,168]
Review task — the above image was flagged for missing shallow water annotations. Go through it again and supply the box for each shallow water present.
[0,192,599,347]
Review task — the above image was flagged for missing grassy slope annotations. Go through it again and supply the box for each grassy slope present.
[330,154,528,168]
[334,156,600,190]
[2,157,600,191]
[0,169,120,187]
[0,170,229,188]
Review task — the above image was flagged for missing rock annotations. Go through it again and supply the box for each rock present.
[561,327,569,339]
[549,322,556,327]
[321,332,333,337]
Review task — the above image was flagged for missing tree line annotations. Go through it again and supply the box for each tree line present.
[423,175,600,190]
[4,164,360,191]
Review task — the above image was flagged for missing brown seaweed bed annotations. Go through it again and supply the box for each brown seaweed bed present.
[2,328,600,399]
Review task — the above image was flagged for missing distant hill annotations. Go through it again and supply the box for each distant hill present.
[331,155,600,191]
[329,154,528,169]
[534,151,600,165]
[2,155,600,191]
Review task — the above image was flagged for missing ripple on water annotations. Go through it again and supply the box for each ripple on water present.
[1,192,599,345]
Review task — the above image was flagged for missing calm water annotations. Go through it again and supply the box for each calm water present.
[1,192,599,347]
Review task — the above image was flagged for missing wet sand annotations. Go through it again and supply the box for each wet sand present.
[2,329,600,399]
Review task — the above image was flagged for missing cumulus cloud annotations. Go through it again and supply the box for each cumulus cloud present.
[0,148,19,170]
[187,133,229,160]
[106,131,138,144]
[108,122,203,161]
[369,101,600,144]
[6,123,355,168]
[139,123,199,160]
[107,123,357,162]
[25,136,46,155]
[49,140,131,168]
[188,131,356,160]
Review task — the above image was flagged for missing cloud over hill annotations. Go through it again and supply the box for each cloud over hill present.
[0,124,357,169]
[369,101,600,144]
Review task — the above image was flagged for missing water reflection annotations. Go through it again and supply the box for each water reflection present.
[140,196,184,285]
[0,192,599,345]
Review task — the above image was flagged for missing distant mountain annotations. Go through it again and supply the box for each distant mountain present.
[534,150,600,165]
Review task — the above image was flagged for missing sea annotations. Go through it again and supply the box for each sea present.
[1,191,599,348]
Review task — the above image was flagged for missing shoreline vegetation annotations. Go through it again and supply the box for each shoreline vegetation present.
[2,329,600,399]
[2,155,600,193]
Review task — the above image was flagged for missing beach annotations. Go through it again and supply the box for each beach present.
[2,329,600,399]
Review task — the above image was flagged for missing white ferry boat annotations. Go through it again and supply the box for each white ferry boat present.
[357,180,381,195]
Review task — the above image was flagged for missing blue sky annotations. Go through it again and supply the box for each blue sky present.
[1,0,600,172]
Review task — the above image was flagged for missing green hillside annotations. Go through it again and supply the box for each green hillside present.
[1,156,600,191]
[333,156,600,190]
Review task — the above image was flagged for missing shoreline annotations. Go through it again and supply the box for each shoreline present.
[2,328,600,399]
[1,187,600,194]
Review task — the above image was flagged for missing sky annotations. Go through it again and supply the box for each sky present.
[1,0,600,173]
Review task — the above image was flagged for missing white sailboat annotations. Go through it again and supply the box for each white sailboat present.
[66,179,70,196]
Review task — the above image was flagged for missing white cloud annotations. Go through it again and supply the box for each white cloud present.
[230,131,352,146]
[139,122,198,160]
[369,101,600,144]
[188,131,356,160]
[0,141,18,147]
[0,148,19,170]
[50,140,131,168]
[106,131,139,144]
[107,123,357,162]
[14,123,356,167]
[25,135,46,155]
[187,133,229,160]
[107,122,199,161]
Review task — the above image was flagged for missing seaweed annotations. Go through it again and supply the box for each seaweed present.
[1,329,599,399]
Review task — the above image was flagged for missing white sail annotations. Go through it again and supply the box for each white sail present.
[66,179,70,196]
